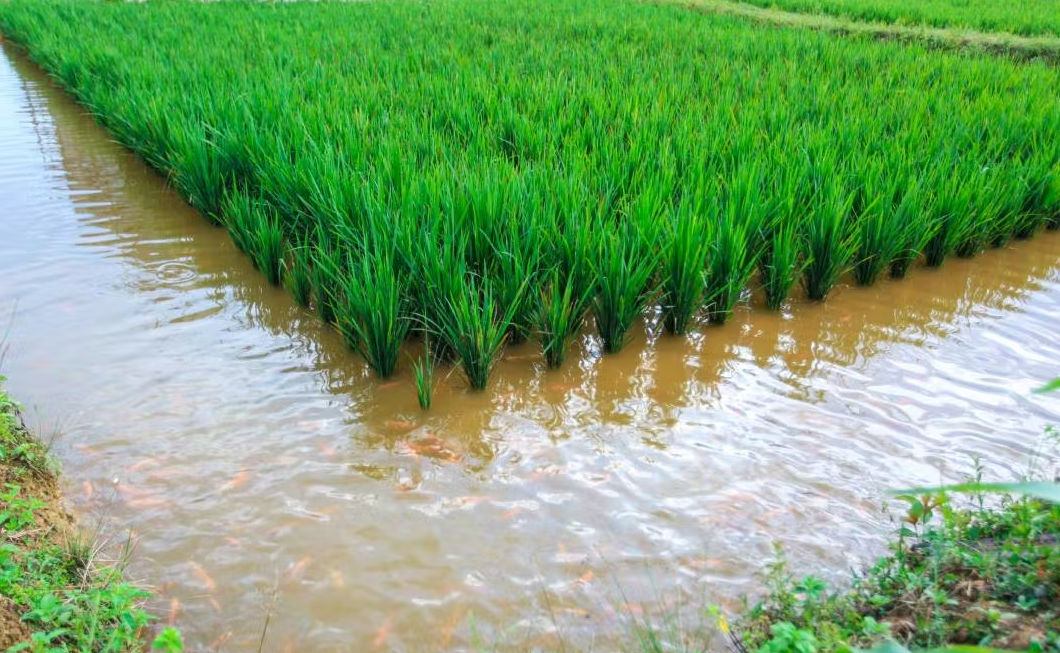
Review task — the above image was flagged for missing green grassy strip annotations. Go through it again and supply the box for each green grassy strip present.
[0,376,182,652]
[666,0,1060,61]
[700,0,1060,38]
[1,0,1059,391]
[734,479,1060,653]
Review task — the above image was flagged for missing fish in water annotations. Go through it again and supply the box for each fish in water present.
[208,631,232,650]
[82,480,93,501]
[317,441,338,460]
[189,561,217,592]
[167,597,181,626]
[330,569,345,588]
[500,507,523,520]
[384,419,417,432]
[206,596,222,614]
[126,456,163,473]
[399,434,462,462]
[372,616,393,650]
[283,556,313,584]
[219,470,250,493]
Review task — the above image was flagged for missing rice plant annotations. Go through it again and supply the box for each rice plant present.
[428,274,523,390]
[2,0,1058,378]
[412,344,436,410]
[221,189,284,285]
[802,184,857,301]
[704,173,764,324]
[660,206,710,335]
[591,223,658,354]
[759,217,806,310]
[852,189,902,286]
[332,246,410,379]
[924,176,978,267]
[534,269,592,369]
[889,182,934,279]
[281,241,313,308]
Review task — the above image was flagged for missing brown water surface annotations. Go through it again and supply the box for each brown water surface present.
[2,42,1059,652]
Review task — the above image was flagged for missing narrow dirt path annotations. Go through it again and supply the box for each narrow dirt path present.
[655,0,1060,62]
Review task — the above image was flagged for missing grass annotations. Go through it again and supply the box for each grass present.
[2,0,1060,389]
[735,477,1060,653]
[0,376,183,653]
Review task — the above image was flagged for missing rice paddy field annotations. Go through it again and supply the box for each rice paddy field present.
[1,0,1059,395]
[2,0,1060,650]
[728,0,1060,37]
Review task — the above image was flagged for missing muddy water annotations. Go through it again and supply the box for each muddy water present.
[2,41,1060,652]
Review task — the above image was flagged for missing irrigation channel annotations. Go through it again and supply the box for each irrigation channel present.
[2,41,1060,652]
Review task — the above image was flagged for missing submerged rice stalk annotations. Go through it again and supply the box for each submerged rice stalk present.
[852,191,901,286]
[310,231,343,325]
[660,207,710,335]
[591,222,658,354]
[220,188,284,285]
[534,269,592,369]
[889,182,934,279]
[429,274,523,391]
[924,175,977,267]
[802,184,857,301]
[413,342,436,410]
[759,170,809,310]
[704,174,763,323]
[333,246,410,379]
[759,217,805,311]
[281,240,313,308]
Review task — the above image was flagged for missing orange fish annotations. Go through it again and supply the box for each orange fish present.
[116,483,153,498]
[317,441,338,460]
[384,420,417,432]
[223,537,243,547]
[219,470,250,493]
[126,457,162,473]
[284,556,312,583]
[168,597,181,626]
[330,569,345,588]
[578,570,595,584]
[73,443,100,457]
[207,596,223,614]
[377,381,402,390]
[190,562,217,592]
[372,617,393,650]
[501,507,523,520]
[402,435,462,462]
[83,481,93,501]
[208,631,232,650]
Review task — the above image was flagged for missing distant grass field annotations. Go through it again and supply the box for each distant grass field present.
[1,0,1058,391]
[731,0,1060,36]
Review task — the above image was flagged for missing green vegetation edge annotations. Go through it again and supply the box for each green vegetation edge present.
[0,376,182,653]
[729,460,1060,653]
